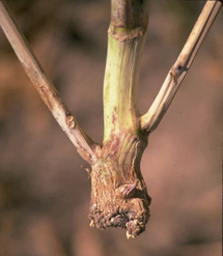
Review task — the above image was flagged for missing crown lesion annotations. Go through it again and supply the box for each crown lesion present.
[88,134,151,238]
[89,188,151,238]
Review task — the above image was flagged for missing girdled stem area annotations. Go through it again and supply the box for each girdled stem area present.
[89,133,151,238]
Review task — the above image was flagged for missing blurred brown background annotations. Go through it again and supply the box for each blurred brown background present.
[0,1,222,256]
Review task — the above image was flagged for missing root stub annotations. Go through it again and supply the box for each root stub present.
[88,197,151,238]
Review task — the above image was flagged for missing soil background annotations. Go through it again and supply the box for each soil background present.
[0,1,222,256]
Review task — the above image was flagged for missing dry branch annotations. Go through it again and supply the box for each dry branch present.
[140,1,222,133]
[0,0,99,164]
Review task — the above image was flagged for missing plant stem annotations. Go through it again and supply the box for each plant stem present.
[103,27,144,140]
[0,0,221,238]
[0,0,98,163]
[140,1,222,133]
[103,0,150,141]
[88,0,151,238]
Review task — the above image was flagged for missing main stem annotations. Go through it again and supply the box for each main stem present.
[89,0,151,238]
[103,32,141,139]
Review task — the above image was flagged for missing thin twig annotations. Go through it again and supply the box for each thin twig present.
[140,1,222,133]
[0,0,99,163]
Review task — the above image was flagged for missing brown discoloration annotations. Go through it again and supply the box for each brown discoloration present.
[108,24,145,41]
[102,134,120,159]
[112,106,117,125]
[111,0,149,30]
[89,186,151,238]
[109,0,149,41]
[108,0,149,42]
[89,132,151,238]
[66,115,76,129]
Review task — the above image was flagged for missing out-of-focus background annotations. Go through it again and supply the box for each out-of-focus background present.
[0,1,222,256]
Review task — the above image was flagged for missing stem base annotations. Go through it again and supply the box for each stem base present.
[88,133,151,238]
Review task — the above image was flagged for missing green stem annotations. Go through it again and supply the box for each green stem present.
[103,1,150,142]
[103,30,143,140]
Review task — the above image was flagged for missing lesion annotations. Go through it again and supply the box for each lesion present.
[88,122,151,237]
[0,0,221,238]
[89,133,151,238]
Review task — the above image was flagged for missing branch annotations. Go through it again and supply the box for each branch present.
[140,1,222,133]
[0,0,99,163]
